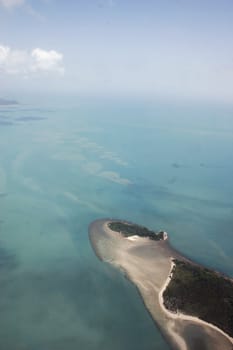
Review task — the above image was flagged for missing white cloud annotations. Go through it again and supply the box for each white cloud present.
[0,45,29,74]
[0,0,24,8]
[0,45,10,64]
[31,48,64,74]
[0,0,45,20]
[0,44,64,76]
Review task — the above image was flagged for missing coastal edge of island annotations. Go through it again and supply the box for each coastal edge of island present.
[88,218,233,350]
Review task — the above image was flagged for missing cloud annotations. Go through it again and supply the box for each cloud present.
[0,45,29,74]
[0,0,24,8]
[0,0,45,20]
[0,44,64,76]
[0,45,10,64]
[31,48,64,74]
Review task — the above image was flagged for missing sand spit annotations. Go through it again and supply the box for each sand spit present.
[89,219,233,350]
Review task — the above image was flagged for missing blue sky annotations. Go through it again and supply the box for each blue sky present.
[0,0,233,103]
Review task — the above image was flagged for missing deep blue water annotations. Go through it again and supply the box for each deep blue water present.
[0,98,232,349]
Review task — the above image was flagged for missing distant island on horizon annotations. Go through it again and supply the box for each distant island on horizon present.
[89,219,233,350]
[0,98,18,106]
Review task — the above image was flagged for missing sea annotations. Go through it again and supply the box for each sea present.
[0,97,232,350]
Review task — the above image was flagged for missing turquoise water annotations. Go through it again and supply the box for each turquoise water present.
[0,99,233,349]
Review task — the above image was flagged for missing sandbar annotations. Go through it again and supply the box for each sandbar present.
[89,219,233,350]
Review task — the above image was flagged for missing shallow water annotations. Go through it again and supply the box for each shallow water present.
[0,98,232,349]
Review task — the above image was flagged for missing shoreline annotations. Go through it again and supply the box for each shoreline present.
[89,218,233,350]
[106,219,233,345]
[159,259,233,345]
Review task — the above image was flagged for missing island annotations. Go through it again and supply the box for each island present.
[89,219,233,350]
[108,221,167,240]
[0,98,18,105]
[163,259,233,338]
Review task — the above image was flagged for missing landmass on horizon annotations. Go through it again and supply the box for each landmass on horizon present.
[0,98,18,105]
[89,219,233,350]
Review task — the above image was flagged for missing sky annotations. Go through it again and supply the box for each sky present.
[0,0,233,103]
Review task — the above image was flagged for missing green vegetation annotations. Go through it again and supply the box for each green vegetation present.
[108,221,164,240]
[163,259,233,337]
